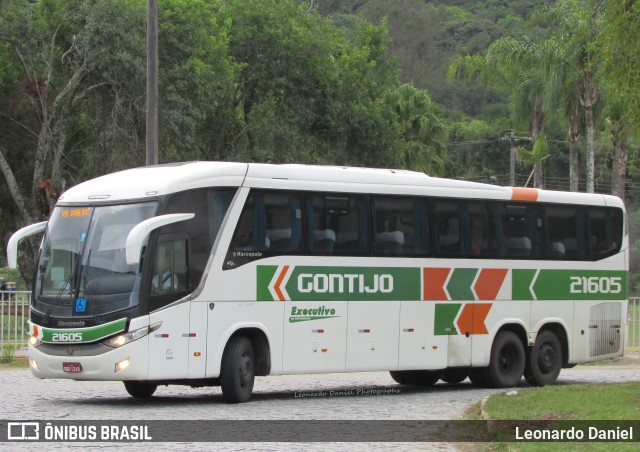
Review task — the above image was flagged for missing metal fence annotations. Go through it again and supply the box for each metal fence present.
[628,297,640,357]
[1,291,639,359]
[1,290,30,357]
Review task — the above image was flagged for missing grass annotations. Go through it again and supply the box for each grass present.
[0,314,28,348]
[0,356,28,369]
[1,313,27,332]
[468,382,640,451]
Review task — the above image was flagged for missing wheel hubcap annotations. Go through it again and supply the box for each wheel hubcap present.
[537,343,557,373]
[499,345,516,374]
[238,354,253,387]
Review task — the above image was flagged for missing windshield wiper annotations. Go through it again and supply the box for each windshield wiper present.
[42,272,75,326]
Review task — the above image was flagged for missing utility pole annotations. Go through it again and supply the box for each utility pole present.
[145,0,158,166]
[501,131,531,186]
[501,131,517,186]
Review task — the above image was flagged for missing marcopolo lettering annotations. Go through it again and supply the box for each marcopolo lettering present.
[297,273,394,294]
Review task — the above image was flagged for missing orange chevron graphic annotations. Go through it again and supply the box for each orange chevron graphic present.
[474,268,508,300]
[456,303,492,335]
[423,268,450,300]
[274,265,290,301]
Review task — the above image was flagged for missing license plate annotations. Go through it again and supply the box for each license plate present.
[63,362,82,373]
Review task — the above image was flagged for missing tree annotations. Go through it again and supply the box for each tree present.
[213,0,400,166]
[383,84,447,175]
[449,38,550,188]
[531,0,604,193]
[597,0,640,200]
[0,0,148,279]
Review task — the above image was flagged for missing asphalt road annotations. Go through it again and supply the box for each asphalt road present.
[1,362,639,451]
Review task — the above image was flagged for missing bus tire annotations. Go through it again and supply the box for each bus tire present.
[404,370,440,386]
[441,368,468,384]
[123,381,157,398]
[389,370,440,386]
[389,371,409,385]
[468,368,488,387]
[524,330,562,387]
[220,336,255,403]
[481,331,525,388]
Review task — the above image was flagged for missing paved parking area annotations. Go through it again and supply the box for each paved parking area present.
[1,362,638,451]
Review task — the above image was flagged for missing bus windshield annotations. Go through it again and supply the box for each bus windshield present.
[34,202,158,317]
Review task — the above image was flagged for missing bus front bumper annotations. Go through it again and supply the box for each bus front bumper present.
[28,338,149,381]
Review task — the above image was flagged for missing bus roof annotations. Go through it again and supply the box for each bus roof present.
[56,161,624,209]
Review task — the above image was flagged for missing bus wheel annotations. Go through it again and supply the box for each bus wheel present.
[221,336,255,403]
[482,331,525,388]
[389,371,409,385]
[405,370,440,386]
[468,368,488,387]
[389,370,440,386]
[123,381,157,398]
[525,331,562,387]
[441,368,468,384]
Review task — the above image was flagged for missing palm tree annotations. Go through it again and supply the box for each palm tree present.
[449,38,550,188]
[384,84,447,175]
[532,0,603,193]
[598,0,640,201]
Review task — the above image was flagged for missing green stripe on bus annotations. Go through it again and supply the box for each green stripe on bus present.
[434,303,461,335]
[257,265,279,301]
[257,265,421,301]
[285,266,421,301]
[512,269,537,300]
[512,269,627,300]
[447,268,478,301]
[40,318,127,344]
[532,270,627,300]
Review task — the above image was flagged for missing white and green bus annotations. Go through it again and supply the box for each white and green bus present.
[8,162,628,403]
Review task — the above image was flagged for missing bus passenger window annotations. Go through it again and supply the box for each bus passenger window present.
[492,203,542,259]
[228,191,302,262]
[372,196,427,256]
[434,200,489,258]
[589,208,622,259]
[545,205,585,260]
[306,193,369,255]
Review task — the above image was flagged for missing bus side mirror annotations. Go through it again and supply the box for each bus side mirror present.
[7,221,47,269]
[125,213,195,266]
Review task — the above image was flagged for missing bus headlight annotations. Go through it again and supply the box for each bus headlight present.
[29,335,41,347]
[103,322,161,348]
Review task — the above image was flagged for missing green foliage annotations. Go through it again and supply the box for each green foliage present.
[383,84,447,174]
[446,118,508,179]
[2,0,640,287]
[597,0,640,127]
[0,267,26,290]
[1,345,15,364]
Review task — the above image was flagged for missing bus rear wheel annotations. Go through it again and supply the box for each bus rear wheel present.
[468,368,488,387]
[221,336,255,403]
[525,330,562,387]
[481,331,525,388]
[123,381,157,398]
